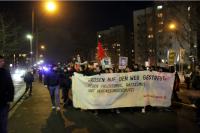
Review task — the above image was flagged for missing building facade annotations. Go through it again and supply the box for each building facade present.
[133,2,199,70]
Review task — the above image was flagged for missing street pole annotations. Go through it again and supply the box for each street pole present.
[13,54,15,69]
[26,34,33,67]
[32,8,38,64]
[30,38,33,66]
[32,8,35,63]
[31,1,57,63]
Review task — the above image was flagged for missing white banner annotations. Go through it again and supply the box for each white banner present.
[72,71,175,109]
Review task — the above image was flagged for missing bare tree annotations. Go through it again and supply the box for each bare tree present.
[0,13,25,58]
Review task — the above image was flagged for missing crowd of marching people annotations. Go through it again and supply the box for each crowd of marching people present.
[34,63,194,105]
[27,62,200,125]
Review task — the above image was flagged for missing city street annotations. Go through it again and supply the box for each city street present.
[8,81,200,133]
[10,74,26,109]
[0,1,200,133]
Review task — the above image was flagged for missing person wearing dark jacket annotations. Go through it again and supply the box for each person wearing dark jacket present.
[172,72,181,102]
[191,70,200,126]
[24,71,34,96]
[59,68,69,106]
[0,55,14,133]
[44,65,60,111]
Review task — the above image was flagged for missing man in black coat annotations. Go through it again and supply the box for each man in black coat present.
[24,70,34,96]
[44,65,61,111]
[0,55,14,133]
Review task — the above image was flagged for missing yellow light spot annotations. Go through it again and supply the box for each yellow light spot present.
[45,1,57,12]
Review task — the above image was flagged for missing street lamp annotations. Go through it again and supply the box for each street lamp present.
[167,22,178,71]
[40,44,45,59]
[32,1,58,62]
[168,22,184,73]
[168,22,177,31]
[45,1,57,13]
[40,45,45,50]
[26,34,33,66]
[98,34,101,38]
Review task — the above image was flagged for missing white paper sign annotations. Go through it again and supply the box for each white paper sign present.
[119,56,128,69]
[101,57,112,69]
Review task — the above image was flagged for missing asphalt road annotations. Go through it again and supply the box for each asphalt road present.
[8,81,200,133]
[10,74,26,109]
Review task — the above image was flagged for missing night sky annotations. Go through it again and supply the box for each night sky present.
[0,1,153,63]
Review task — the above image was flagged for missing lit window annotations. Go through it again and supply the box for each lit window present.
[157,5,163,10]
[159,21,164,25]
[148,34,154,38]
[188,6,190,11]
[22,54,26,57]
[157,13,163,18]
[149,27,153,31]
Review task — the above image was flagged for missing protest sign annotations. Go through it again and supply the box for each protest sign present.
[119,56,128,69]
[101,57,112,69]
[168,49,175,66]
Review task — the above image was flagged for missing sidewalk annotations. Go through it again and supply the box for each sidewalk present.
[174,81,200,109]
[8,81,66,133]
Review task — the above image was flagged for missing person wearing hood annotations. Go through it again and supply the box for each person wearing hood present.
[24,70,34,96]
[44,65,60,111]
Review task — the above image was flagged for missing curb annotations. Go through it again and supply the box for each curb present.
[9,87,26,112]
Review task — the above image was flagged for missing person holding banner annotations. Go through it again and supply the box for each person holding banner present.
[66,64,76,104]
[106,68,121,114]
[59,67,69,107]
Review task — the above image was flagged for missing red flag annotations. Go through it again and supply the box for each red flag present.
[97,41,105,61]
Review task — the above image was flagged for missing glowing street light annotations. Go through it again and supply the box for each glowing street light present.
[168,23,176,31]
[26,34,33,66]
[26,34,33,55]
[45,1,57,13]
[26,34,33,40]
[40,45,45,50]
[31,1,58,63]
[98,34,101,38]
